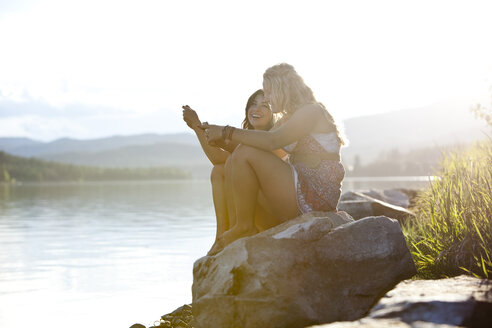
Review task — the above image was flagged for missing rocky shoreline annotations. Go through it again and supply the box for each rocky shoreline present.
[133,275,492,328]
[131,274,492,328]
[130,189,492,328]
[142,304,193,328]
[310,275,492,328]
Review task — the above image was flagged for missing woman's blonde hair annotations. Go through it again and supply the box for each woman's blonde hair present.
[263,63,345,145]
[263,63,316,115]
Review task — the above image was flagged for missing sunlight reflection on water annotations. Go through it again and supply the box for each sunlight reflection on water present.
[0,180,216,328]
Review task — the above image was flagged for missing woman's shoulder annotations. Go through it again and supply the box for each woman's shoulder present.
[296,102,338,133]
[290,103,326,122]
[296,102,325,114]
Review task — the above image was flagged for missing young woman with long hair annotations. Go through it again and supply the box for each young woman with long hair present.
[182,89,280,253]
[202,63,346,255]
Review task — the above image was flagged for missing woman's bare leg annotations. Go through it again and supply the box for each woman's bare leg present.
[210,164,229,238]
[254,192,280,232]
[223,156,236,229]
[209,145,298,254]
[226,155,276,233]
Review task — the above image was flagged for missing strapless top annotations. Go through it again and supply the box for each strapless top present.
[283,132,341,155]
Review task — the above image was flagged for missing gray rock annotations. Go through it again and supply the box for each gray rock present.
[361,189,411,208]
[338,191,414,223]
[340,191,369,202]
[309,318,458,327]
[369,275,492,327]
[192,212,416,328]
[309,275,492,328]
[340,189,419,208]
[396,188,419,207]
[337,200,374,220]
[153,304,193,328]
[129,324,146,328]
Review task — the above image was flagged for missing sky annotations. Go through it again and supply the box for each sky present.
[0,0,491,141]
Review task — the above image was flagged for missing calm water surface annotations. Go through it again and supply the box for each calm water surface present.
[0,178,431,328]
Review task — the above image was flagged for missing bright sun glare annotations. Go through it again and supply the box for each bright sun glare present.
[0,0,491,140]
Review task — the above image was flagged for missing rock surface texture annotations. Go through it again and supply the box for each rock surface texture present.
[338,191,415,222]
[308,275,492,328]
[341,189,414,208]
[192,212,417,328]
[148,304,193,328]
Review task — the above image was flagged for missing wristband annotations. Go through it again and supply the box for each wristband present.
[222,125,229,140]
[226,126,235,142]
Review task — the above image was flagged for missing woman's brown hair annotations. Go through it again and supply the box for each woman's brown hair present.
[241,89,273,130]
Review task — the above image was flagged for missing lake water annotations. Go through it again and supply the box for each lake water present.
[0,178,431,328]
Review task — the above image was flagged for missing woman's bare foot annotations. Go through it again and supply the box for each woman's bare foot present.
[207,237,225,256]
[207,225,258,256]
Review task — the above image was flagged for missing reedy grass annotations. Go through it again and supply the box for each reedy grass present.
[403,141,492,279]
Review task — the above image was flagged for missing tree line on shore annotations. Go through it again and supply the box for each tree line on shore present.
[346,144,466,177]
[0,151,190,183]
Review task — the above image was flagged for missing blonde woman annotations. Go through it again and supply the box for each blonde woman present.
[202,63,346,255]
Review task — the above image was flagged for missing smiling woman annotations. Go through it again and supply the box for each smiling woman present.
[182,89,285,255]
[201,63,346,255]
[243,90,274,131]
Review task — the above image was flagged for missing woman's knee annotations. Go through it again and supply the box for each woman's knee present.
[224,155,233,172]
[231,144,257,163]
[210,164,225,183]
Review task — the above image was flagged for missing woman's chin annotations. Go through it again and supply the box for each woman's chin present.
[251,121,270,130]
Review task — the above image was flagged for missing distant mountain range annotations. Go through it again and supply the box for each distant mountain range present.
[0,133,198,157]
[341,99,488,166]
[1,100,488,178]
[0,133,210,178]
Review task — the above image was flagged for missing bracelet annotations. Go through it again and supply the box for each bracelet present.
[221,125,235,144]
[226,126,235,142]
[221,125,229,141]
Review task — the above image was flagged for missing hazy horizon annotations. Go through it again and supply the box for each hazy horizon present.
[0,96,487,143]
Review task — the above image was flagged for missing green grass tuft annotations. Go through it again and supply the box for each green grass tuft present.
[403,141,492,279]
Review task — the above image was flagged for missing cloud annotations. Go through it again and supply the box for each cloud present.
[0,92,140,119]
[0,115,89,141]
[0,84,251,140]
[0,0,35,14]
[0,98,62,118]
[0,96,193,141]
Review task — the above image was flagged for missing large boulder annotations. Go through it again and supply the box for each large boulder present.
[309,275,492,327]
[192,212,416,328]
[338,191,414,223]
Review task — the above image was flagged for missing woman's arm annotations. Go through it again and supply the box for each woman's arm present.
[211,138,240,154]
[182,106,229,165]
[204,104,324,151]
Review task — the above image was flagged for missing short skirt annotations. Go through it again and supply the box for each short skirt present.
[290,159,345,214]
